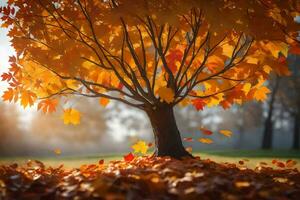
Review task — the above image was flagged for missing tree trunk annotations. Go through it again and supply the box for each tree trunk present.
[262,76,280,149]
[262,117,273,149]
[292,113,300,149]
[145,105,192,159]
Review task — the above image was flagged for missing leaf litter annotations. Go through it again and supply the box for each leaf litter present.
[0,157,299,199]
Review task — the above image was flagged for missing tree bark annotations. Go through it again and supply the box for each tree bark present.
[262,76,280,149]
[145,105,192,159]
[292,113,300,150]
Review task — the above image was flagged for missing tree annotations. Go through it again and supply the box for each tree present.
[278,55,300,149]
[0,0,296,158]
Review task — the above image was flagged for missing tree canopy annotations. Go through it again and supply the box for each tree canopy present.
[1,0,298,125]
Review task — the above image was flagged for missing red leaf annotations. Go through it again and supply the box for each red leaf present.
[183,137,193,142]
[124,152,135,162]
[200,127,213,135]
[1,73,13,81]
[192,99,205,111]
[148,142,153,147]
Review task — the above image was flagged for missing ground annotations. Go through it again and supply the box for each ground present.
[0,150,300,199]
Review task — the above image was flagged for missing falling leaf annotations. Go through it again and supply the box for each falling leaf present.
[157,86,174,103]
[99,98,110,107]
[61,108,81,125]
[198,138,213,144]
[200,127,213,135]
[131,140,149,154]
[219,130,232,137]
[183,137,194,142]
[123,152,135,162]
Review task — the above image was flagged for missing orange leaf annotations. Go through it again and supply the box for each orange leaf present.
[38,99,58,113]
[219,130,232,137]
[2,88,18,102]
[20,90,36,108]
[99,98,110,107]
[198,138,213,144]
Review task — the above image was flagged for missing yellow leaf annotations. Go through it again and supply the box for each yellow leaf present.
[242,83,251,95]
[198,138,213,144]
[99,98,110,107]
[254,86,271,102]
[61,108,81,125]
[131,140,148,154]
[219,130,233,137]
[157,86,174,103]
[263,65,272,74]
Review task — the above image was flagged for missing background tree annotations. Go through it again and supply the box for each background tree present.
[1,0,296,158]
[278,55,300,150]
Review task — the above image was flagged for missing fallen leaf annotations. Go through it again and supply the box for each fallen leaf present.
[123,152,135,162]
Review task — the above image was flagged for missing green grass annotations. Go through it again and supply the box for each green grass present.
[0,150,299,169]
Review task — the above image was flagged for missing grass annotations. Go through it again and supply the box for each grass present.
[0,150,299,169]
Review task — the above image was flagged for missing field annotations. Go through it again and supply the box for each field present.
[1,150,299,169]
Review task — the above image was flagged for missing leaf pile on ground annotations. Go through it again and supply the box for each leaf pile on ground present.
[0,157,299,200]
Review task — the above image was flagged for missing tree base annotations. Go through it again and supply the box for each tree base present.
[152,148,194,159]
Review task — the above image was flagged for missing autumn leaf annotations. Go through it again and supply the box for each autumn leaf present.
[2,88,18,102]
[200,127,213,135]
[219,130,233,137]
[61,108,81,125]
[157,86,174,103]
[20,91,36,108]
[1,72,13,81]
[131,140,149,154]
[192,99,205,111]
[183,137,194,142]
[99,97,110,107]
[38,99,58,113]
[123,152,135,162]
[198,138,213,144]
[254,86,271,102]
